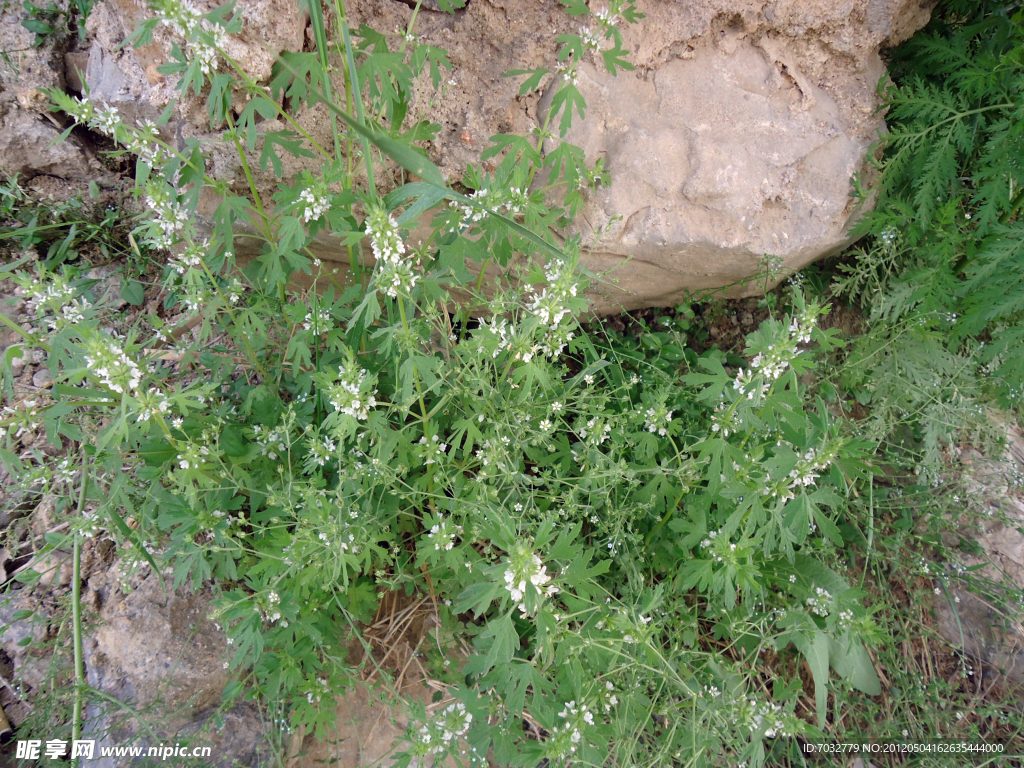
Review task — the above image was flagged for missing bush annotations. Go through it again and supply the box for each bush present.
[11,0,1005,765]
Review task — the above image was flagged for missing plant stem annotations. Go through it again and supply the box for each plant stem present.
[71,453,88,767]
[998,185,1024,225]
[0,313,50,352]
[336,0,376,196]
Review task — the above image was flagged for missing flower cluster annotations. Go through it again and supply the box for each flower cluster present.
[84,336,142,394]
[453,185,529,225]
[169,241,206,276]
[601,681,618,712]
[643,403,674,436]
[15,271,94,331]
[427,516,461,551]
[154,0,226,75]
[377,259,419,298]
[365,204,420,297]
[154,0,203,37]
[580,26,603,51]
[365,204,406,264]
[806,586,832,617]
[144,184,191,250]
[326,356,377,420]
[414,701,473,756]
[262,589,282,624]
[417,434,448,465]
[710,401,741,437]
[699,529,741,566]
[127,119,167,166]
[556,60,579,87]
[788,448,830,489]
[0,398,42,442]
[743,697,800,739]
[135,389,170,423]
[298,183,331,224]
[540,324,575,359]
[527,259,580,329]
[191,25,226,76]
[473,436,513,479]
[304,434,337,468]
[579,415,612,446]
[502,542,559,616]
[176,439,212,470]
[253,423,293,461]
[302,307,331,332]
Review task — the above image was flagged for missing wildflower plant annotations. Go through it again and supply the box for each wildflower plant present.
[0,0,891,764]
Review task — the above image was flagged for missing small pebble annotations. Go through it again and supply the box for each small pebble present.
[33,368,51,387]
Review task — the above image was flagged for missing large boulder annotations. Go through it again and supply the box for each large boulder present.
[2,0,936,310]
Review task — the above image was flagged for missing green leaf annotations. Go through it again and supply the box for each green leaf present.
[505,67,550,95]
[807,630,831,729]
[468,611,518,678]
[220,425,249,458]
[120,278,145,306]
[547,82,587,136]
[269,51,328,110]
[207,72,233,127]
[558,0,590,16]
[454,580,501,618]
[829,636,882,696]
[260,130,315,176]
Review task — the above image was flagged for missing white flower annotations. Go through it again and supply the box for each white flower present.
[365,204,406,264]
[302,307,331,332]
[85,337,143,394]
[374,259,419,298]
[326,355,378,420]
[298,184,331,224]
[93,105,121,135]
[428,516,461,551]
[135,389,171,423]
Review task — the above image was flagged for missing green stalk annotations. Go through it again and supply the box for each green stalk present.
[306,0,342,159]
[998,185,1024,225]
[0,313,50,352]
[336,0,376,196]
[71,454,88,767]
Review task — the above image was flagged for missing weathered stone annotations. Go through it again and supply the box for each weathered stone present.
[935,423,1024,688]
[80,565,272,767]
[544,37,879,307]
[0,108,99,179]
[6,0,938,307]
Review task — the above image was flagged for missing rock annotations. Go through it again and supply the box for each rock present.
[0,109,98,180]
[0,595,55,695]
[13,0,936,307]
[545,37,879,306]
[32,368,51,388]
[935,421,1024,687]
[936,587,1024,687]
[85,567,230,713]
[29,549,72,588]
[80,565,271,767]
[65,50,92,93]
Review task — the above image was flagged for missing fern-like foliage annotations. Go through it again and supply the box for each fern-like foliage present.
[830,0,1024,475]
[837,0,1024,448]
